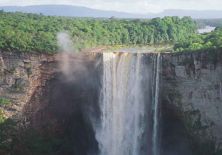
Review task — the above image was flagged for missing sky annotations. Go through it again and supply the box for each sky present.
[0,0,222,14]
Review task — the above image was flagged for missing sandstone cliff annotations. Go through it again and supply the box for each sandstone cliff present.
[161,49,222,154]
[0,52,56,120]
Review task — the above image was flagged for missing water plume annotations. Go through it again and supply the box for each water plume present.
[56,32,89,82]
[57,32,75,54]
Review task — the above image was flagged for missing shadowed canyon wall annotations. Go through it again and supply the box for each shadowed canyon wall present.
[0,52,102,155]
[161,50,222,155]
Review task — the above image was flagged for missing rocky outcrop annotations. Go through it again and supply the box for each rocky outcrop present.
[161,49,222,154]
[0,52,57,120]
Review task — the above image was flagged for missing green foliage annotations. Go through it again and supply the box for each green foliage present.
[174,27,222,52]
[0,98,11,106]
[0,110,6,124]
[0,12,197,53]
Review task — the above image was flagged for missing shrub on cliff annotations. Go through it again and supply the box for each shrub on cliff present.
[0,98,11,106]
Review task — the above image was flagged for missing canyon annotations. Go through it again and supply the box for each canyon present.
[0,49,222,155]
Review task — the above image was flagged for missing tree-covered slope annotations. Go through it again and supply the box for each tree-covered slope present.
[0,11,197,53]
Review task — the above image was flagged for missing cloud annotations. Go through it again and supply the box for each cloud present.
[0,0,221,13]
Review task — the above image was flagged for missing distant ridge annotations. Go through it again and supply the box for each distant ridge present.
[0,5,222,19]
[159,9,222,19]
[0,5,147,18]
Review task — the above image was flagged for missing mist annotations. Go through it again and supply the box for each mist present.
[56,32,90,82]
[56,31,102,135]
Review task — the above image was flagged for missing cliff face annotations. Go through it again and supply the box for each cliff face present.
[161,50,222,154]
[0,52,56,120]
[1,50,222,155]
[22,53,102,155]
[0,52,102,155]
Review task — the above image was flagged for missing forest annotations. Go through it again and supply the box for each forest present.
[0,11,197,53]
[174,27,222,52]
[173,18,222,52]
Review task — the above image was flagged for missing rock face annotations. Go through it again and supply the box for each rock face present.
[1,49,222,155]
[161,49,222,154]
[0,51,102,155]
[22,53,102,155]
[0,51,56,120]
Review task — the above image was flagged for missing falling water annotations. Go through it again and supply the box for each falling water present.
[96,52,161,155]
[97,52,148,155]
[152,53,161,155]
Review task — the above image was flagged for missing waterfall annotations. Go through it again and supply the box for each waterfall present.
[96,52,161,155]
[97,53,148,155]
[152,53,161,155]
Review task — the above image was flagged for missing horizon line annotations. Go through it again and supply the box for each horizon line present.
[0,4,222,15]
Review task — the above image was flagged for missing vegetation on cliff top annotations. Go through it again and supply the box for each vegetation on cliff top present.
[0,11,197,53]
[174,27,222,52]
[172,18,222,52]
[0,11,221,53]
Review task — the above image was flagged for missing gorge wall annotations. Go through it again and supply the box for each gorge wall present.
[161,50,222,155]
[0,49,222,155]
[0,51,102,155]
[0,52,57,119]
